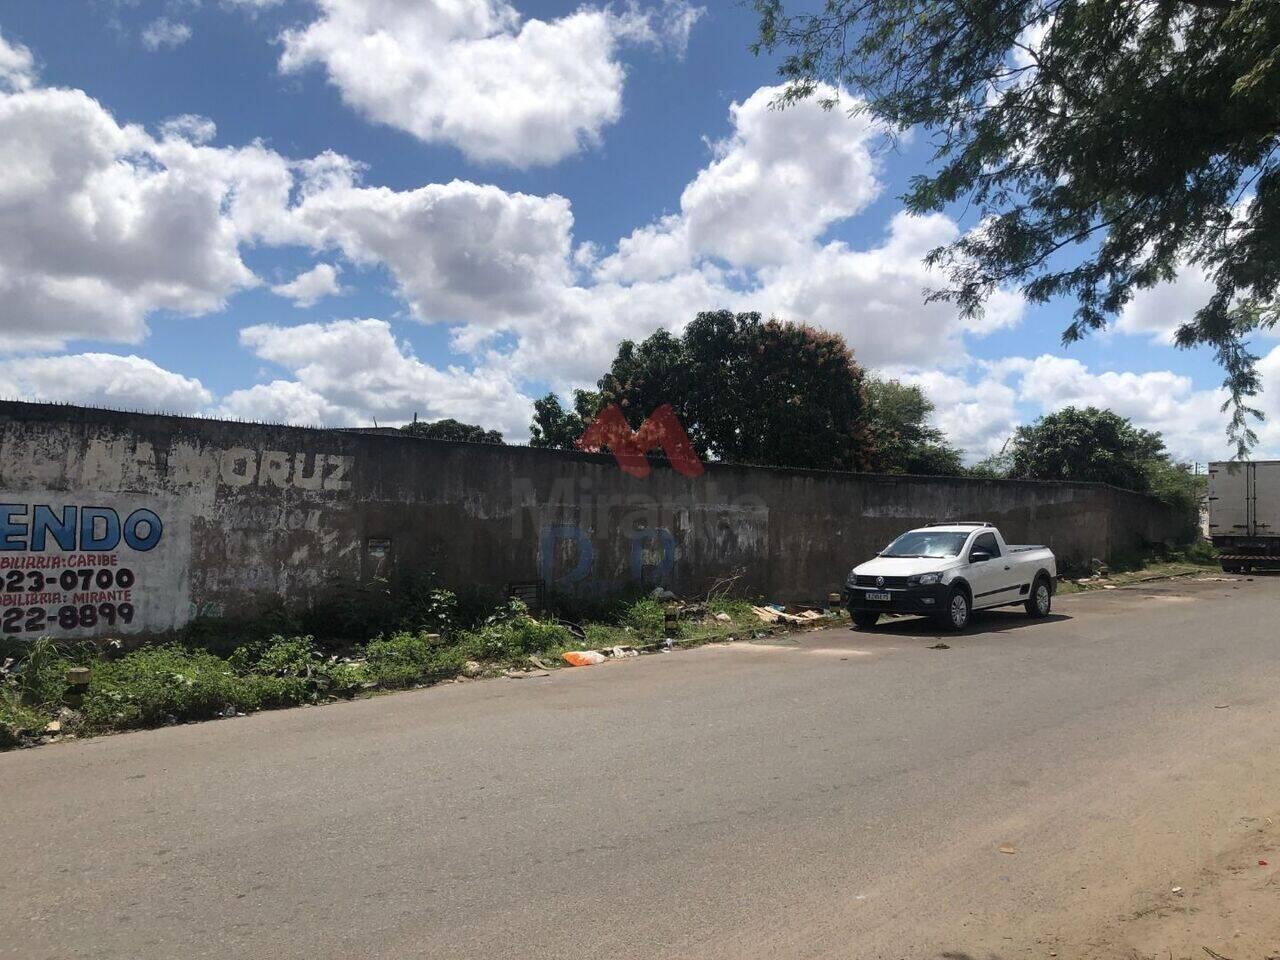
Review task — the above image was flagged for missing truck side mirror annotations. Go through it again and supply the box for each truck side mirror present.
[969,549,992,563]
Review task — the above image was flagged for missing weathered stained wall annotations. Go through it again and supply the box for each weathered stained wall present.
[0,401,1191,639]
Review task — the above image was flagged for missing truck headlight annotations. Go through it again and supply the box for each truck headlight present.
[909,572,942,586]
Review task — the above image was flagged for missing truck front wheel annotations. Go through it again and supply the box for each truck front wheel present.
[1025,576,1052,617]
[937,587,970,631]
[850,610,880,629]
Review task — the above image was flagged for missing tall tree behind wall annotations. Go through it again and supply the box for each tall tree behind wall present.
[752,0,1280,452]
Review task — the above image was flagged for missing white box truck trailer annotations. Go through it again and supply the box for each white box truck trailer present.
[1207,461,1280,571]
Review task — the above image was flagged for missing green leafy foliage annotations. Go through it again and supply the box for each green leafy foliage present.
[706,596,755,622]
[363,631,466,689]
[1007,406,1202,530]
[864,378,965,476]
[531,311,877,471]
[229,635,366,701]
[400,418,505,444]
[453,600,574,664]
[528,390,601,449]
[8,636,72,707]
[752,0,1280,452]
[1142,458,1208,531]
[82,645,251,730]
[966,451,1015,479]
[0,584,817,750]
[0,687,45,749]
[1008,406,1164,490]
[618,598,666,637]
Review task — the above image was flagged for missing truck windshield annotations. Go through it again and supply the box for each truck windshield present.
[880,531,970,558]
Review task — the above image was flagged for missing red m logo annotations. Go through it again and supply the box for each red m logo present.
[576,404,704,479]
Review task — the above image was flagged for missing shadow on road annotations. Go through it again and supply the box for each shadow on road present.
[853,609,1072,637]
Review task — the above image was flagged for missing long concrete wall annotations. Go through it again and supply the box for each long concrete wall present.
[0,401,1191,639]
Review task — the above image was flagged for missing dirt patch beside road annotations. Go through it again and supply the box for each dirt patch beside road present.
[1084,810,1280,960]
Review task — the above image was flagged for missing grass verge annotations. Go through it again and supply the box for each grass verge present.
[1,595,835,750]
[1057,541,1221,595]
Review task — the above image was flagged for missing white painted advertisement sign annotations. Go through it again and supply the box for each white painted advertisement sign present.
[0,492,191,638]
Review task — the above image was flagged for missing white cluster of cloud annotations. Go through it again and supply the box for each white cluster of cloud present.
[1116,263,1216,344]
[0,353,213,413]
[218,319,533,431]
[279,0,703,167]
[141,18,193,51]
[0,28,35,91]
[270,262,345,308]
[0,10,1269,454]
[0,86,294,351]
[287,156,575,326]
[893,352,1265,464]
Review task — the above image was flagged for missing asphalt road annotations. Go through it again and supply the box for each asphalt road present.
[5,576,1280,960]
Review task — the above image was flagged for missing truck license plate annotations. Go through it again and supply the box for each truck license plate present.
[866,592,891,601]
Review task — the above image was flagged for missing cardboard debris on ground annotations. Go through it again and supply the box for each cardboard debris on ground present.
[751,605,781,623]
[751,605,824,625]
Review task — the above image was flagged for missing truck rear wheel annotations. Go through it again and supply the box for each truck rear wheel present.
[1025,576,1052,617]
[850,610,880,629]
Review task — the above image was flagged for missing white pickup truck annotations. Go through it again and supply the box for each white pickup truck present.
[842,522,1058,631]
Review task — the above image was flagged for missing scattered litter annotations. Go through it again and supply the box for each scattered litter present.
[1261,860,1270,867]
[504,669,549,679]
[1103,585,1117,590]
[219,706,237,719]
[928,643,950,650]
[462,660,484,678]
[751,605,780,623]
[999,843,1017,855]
[750,604,822,625]
[1214,704,1230,709]
[609,646,639,659]
[1172,886,1184,895]
[557,620,586,640]
[43,720,61,734]
[663,638,675,650]
[562,650,607,667]
[714,612,732,622]
[650,587,677,601]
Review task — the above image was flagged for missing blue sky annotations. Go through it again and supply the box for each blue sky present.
[0,0,1273,462]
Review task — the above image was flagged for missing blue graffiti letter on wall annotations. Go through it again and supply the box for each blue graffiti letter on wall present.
[80,507,121,551]
[540,524,594,585]
[31,505,77,552]
[0,504,28,551]
[122,509,163,551]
